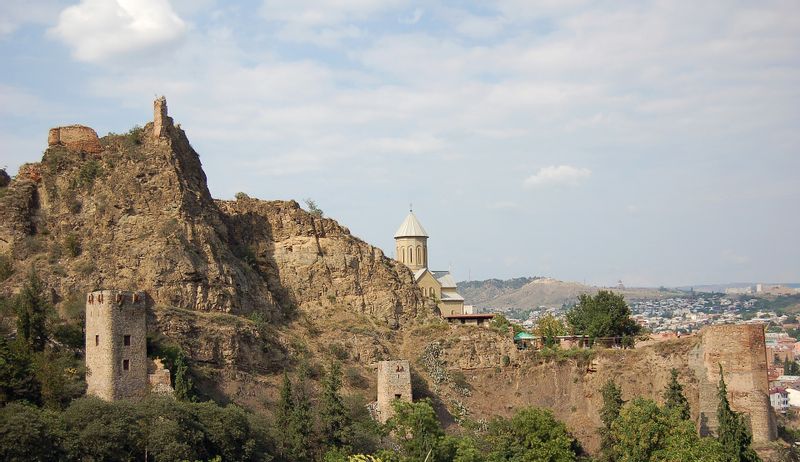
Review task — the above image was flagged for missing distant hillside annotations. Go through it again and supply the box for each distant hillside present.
[677,283,800,293]
[458,277,682,312]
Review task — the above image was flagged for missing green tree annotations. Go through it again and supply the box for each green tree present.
[784,358,800,375]
[385,399,445,462]
[0,336,41,405]
[173,351,194,402]
[716,365,761,462]
[62,397,146,461]
[599,379,624,462]
[304,198,324,218]
[566,290,641,341]
[490,313,523,335]
[320,362,350,448]
[535,314,566,348]
[288,366,314,462]
[33,348,85,409]
[486,407,579,462]
[611,397,728,462]
[276,372,294,458]
[663,368,690,420]
[15,270,50,352]
[0,402,66,462]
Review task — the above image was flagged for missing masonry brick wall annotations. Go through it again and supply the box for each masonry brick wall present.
[85,290,147,401]
[48,125,102,154]
[690,324,777,443]
[377,360,412,423]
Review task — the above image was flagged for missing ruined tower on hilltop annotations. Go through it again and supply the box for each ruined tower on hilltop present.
[153,96,172,138]
[85,290,148,401]
[376,360,412,423]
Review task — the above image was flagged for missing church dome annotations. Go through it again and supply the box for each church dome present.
[394,212,429,238]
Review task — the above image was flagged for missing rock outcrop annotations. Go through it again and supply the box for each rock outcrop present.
[0,98,428,372]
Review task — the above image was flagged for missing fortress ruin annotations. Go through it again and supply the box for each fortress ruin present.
[47,125,102,154]
[691,323,777,442]
[376,360,412,423]
[153,96,172,138]
[85,290,148,401]
[84,289,174,400]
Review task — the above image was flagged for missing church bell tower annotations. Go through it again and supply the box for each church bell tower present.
[394,209,429,271]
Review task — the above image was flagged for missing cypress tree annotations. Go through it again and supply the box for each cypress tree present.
[599,379,624,462]
[663,368,691,420]
[320,361,349,448]
[275,372,294,460]
[716,365,761,462]
[288,366,313,462]
[173,352,194,402]
[15,270,49,352]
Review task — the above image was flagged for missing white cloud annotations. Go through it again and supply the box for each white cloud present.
[261,0,408,44]
[523,165,591,188]
[49,0,187,62]
[399,8,424,25]
[0,0,66,37]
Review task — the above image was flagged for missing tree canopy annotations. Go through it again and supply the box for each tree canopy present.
[566,290,641,340]
[534,314,566,347]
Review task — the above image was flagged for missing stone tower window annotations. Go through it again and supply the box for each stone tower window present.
[409,247,413,263]
[123,359,130,371]
[95,335,99,346]
[123,335,131,346]
[395,394,402,400]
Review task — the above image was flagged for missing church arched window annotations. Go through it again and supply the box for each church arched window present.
[417,247,422,264]
[408,247,413,263]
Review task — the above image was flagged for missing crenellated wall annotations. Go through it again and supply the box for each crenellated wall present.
[85,290,148,401]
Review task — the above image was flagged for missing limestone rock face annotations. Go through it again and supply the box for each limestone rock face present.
[217,198,424,325]
[48,125,103,154]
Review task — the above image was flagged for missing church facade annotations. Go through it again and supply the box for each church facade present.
[394,211,494,325]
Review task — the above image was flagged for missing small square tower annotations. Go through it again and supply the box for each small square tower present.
[85,290,147,401]
[376,359,412,423]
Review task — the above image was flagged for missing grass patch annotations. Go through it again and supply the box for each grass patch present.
[63,233,81,258]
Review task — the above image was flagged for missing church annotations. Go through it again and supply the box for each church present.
[394,210,494,326]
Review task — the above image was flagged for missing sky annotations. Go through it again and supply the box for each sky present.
[0,0,798,287]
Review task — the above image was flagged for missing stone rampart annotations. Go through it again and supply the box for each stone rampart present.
[48,125,102,154]
[377,360,412,423]
[690,323,777,443]
[85,290,147,401]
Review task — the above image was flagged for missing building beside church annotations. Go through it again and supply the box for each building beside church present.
[394,210,494,326]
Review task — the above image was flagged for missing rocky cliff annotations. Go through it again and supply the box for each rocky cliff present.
[0,100,779,458]
[0,100,428,374]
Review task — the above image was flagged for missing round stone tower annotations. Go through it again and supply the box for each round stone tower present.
[394,210,429,271]
[85,290,147,401]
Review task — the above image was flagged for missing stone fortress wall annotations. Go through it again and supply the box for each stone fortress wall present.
[85,290,148,401]
[376,360,412,423]
[690,324,777,443]
[47,125,102,154]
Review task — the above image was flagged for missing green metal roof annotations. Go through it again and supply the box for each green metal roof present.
[514,332,536,341]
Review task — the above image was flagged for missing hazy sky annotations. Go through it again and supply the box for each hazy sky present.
[1,0,798,287]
